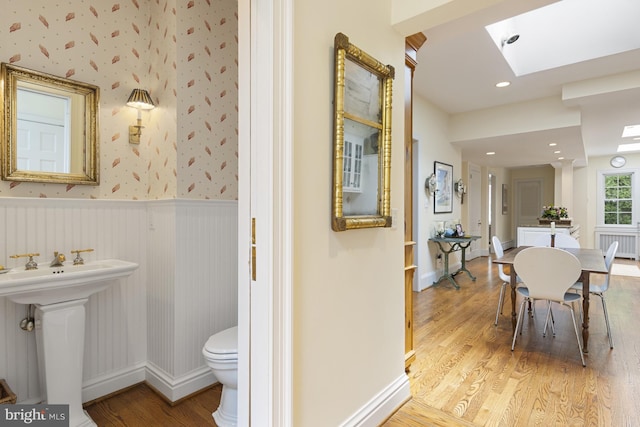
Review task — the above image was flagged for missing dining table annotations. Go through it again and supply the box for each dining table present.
[493,245,608,354]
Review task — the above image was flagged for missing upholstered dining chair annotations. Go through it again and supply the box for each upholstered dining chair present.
[511,246,585,366]
[571,241,618,348]
[532,233,580,248]
[492,236,523,325]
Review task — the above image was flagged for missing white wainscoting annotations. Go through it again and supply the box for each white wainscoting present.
[0,198,238,404]
[146,199,238,402]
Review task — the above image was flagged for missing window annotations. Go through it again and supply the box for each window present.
[604,173,632,224]
[597,169,638,227]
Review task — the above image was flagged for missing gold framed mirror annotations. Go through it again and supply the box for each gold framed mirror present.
[332,33,394,231]
[1,63,99,185]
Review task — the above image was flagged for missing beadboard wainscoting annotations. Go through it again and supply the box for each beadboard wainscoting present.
[146,199,238,402]
[0,198,238,405]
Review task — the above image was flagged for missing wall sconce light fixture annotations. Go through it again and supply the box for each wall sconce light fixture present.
[425,173,437,195]
[454,178,467,203]
[126,89,155,144]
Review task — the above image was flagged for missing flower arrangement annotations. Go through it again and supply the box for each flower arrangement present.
[541,205,568,220]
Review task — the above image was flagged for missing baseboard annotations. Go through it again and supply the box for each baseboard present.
[339,373,411,427]
[145,362,216,403]
[82,362,146,403]
[416,261,462,292]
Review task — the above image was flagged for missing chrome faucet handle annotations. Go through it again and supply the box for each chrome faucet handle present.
[10,253,40,270]
[71,248,94,265]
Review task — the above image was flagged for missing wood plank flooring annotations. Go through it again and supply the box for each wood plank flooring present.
[85,383,221,426]
[84,254,640,426]
[384,255,640,427]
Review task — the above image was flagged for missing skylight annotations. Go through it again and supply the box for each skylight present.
[485,0,640,76]
[618,143,640,153]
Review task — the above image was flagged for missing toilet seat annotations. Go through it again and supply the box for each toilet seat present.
[204,326,238,359]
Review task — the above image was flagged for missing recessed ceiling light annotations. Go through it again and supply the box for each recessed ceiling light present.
[486,151,496,155]
[622,124,640,138]
[558,157,565,160]
[548,143,557,147]
[618,142,640,152]
[495,81,510,88]
[554,150,561,154]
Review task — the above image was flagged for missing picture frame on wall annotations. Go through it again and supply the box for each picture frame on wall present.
[434,161,453,214]
[502,184,508,215]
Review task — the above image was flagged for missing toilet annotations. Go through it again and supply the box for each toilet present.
[202,326,238,426]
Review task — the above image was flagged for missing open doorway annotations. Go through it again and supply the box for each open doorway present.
[488,173,496,253]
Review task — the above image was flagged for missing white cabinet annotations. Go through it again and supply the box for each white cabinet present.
[517,226,571,247]
[343,138,363,192]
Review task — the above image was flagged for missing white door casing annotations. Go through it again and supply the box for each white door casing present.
[238,0,293,425]
[467,163,482,259]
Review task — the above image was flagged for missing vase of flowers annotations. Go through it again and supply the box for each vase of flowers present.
[539,205,571,225]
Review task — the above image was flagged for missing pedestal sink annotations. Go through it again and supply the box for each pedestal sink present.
[0,259,138,427]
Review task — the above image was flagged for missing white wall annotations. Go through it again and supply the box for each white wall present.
[292,1,409,425]
[412,95,463,291]
[575,153,640,249]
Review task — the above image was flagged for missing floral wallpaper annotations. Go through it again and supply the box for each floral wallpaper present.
[0,0,238,200]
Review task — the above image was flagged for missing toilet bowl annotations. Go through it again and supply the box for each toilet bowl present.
[203,326,238,427]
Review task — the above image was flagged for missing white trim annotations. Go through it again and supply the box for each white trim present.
[339,374,411,427]
[237,0,252,424]
[272,0,294,424]
[82,363,146,403]
[144,363,216,403]
[417,261,462,292]
[240,0,293,424]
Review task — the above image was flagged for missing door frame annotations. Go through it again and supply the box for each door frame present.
[238,0,293,425]
[467,163,482,259]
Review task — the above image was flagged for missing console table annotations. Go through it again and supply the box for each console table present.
[429,235,480,289]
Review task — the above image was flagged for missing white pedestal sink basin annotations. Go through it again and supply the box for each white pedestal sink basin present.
[0,259,138,427]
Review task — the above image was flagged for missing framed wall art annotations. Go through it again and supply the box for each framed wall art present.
[434,161,453,214]
[502,184,508,215]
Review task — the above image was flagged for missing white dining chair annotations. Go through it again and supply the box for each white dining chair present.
[532,233,580,248]
[492,236,523,325]
[571,241,618,348]
[511,246,585,366]
[530,233,579,329]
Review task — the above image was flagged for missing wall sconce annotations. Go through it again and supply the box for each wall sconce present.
[455,178,467,204]
[126,89,155,144]
[425,173,437,195]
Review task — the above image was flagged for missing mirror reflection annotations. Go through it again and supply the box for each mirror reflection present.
[331,32,394,231]
[342,118,379,215]
[1,63,99,185]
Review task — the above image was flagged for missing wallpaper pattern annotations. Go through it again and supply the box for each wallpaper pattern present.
[0,0,238,200]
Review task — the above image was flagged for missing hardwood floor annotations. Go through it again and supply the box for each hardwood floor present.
[385,255,640,427]
[83,254,640,426]
[85,383,221,426]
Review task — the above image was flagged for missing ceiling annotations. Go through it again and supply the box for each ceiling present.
[411,0,640,169]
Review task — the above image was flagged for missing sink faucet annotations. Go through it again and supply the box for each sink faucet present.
[50,252,66,267]
[71,248,94,265]
[10,253,40,270]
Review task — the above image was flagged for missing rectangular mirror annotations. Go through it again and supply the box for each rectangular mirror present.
[331,33,394,231]
[1,63,99,185]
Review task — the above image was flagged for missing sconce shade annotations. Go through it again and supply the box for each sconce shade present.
[126,89,155,110]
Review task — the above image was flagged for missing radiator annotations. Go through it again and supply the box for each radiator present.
[595,228,640,260]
